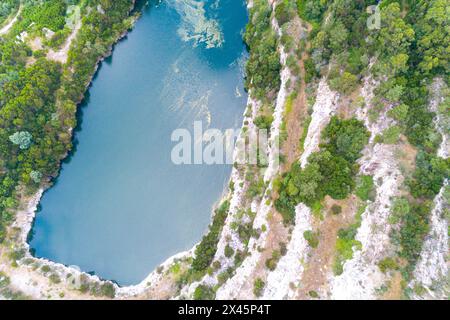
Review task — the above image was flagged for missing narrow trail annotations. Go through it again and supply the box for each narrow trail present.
[0,5,22,36]
[281,23,312,171]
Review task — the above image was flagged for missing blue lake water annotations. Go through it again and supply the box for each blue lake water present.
[30,0,248,285]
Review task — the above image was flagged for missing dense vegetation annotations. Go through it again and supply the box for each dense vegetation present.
[11,0,67,35]
[244,0,281,101]
[0,0,20,25]
[0,0,19,26]
[376,0,449,280]
[333,205,364,275]
[275,117,369,223]
[191,201,230,272]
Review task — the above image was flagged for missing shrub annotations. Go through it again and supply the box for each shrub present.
[99,283,115,298]
[376,125,402,144]
[388,197,410,224]
[279,242,287,256]
[253,278,265,297]
[265,250,281,271]
[333,212,363,276]
[192,201,230,272]
[378,257,398,273]
[399,202,431,267]
[321,117,370,163]
[329,72,358,94]
[193,285,215,300]
[331,204,342,215]
[304,58,317,83]
[49,274,61,284]
[274,0,295,26]
[355,175,375,201]
[303,230,319,248]
[388,104,409,122]
[408,152,449,199]
[224,244,234,258]
[254,114,274,131]
[41,265,51,273]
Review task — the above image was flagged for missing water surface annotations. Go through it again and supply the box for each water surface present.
[30,0,248,285]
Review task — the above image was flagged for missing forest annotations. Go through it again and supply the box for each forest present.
[0,0,135,243]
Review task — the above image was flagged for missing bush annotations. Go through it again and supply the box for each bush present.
[224,244,234,258]
[333,237,361,276]
[253,278,265,297]
[274,0,295,26]
[375,126,402,144]
[99,283,116,298]
[331,204,342,215]
[388,197,410,224]
[388,104,409,122]
[378,257,398,273]
[193,285,215,300]
[355,175,375,201]
[308,151,354,200]
[321,117,370,163]
[399,202,432,267]
[329,72,358,94]
[303,230,319,248]
[41,265,51,273]
[254,114,274,131]
[304,58,317,83]
[265,250,281,271]
[408,152,449,199]
[49,273,61,284]
[332,211,363,276]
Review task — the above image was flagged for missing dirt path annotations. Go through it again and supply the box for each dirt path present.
[47,19,82,64]
[296,196,359,299]
[0,5,22,36]
[243,210,288,298]
[282,23,312,171]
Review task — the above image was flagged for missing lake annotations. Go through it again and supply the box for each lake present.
[30,0,248,285]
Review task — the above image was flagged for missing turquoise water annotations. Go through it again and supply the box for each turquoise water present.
[30,0,248,285]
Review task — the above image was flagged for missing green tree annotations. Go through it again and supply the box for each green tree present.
[9,131,32,150]
[388,104,409,122]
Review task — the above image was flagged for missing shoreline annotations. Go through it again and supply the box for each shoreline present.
[3,0,252,299]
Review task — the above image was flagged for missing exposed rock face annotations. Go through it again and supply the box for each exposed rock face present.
[300,79,339,168]
[329,143,403,299]
[262,204,311,299]
[429,78,449,159]
[408,77,449,299]
[411,181,449,299]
